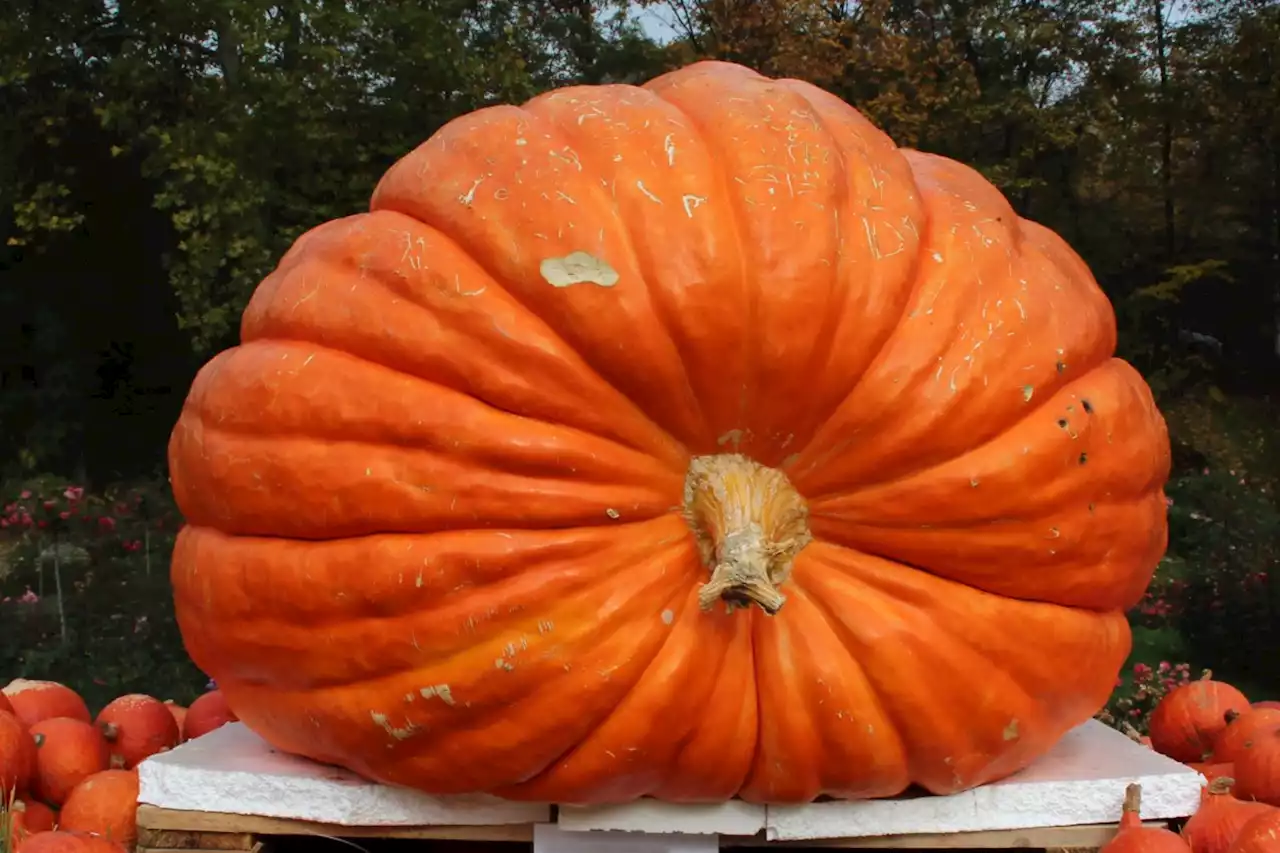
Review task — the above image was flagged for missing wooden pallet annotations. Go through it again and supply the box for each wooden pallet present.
[136,804,1165,852]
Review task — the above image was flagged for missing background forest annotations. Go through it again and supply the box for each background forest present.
[0,0,1277,720]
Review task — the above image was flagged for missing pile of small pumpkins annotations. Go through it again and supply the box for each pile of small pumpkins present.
[0,679,237,852]
[1104,674,1280,853]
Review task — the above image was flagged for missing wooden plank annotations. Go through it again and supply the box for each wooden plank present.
[136,804,535,842]
[720,822,1161,848]
[136,826,258,850]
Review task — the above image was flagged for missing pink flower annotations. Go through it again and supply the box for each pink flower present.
[98,516,116,531]
[63,487,84,502]
[18,490,31,499]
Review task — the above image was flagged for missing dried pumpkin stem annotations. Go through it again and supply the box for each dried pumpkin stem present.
[682,453,812,615]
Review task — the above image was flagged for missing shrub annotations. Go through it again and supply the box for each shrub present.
[1098,660,1195,735]
[1165,467,1280,692]
[0,477,207,712]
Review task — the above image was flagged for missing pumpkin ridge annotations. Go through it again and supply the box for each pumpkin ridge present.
[370,105,711,448]
[175,518,699,691]
[523,88,718,448]
[643,63,923,460]
[491,584,743,802]
[757,78,932,457]
[214,544,699,792]
[771,576,910,794]
[784,154,1121,495]
[795,542,1129,791]
[240,210,688,468]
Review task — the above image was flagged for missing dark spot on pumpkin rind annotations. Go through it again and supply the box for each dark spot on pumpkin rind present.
[1056,361,1067,373]
[1082,399,1094,414]
[1057,418,1068,429]
[1079,452,1088,465]
[1088,502,1096,513]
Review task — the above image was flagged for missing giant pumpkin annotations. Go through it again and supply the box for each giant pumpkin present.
[168,61,1170,804]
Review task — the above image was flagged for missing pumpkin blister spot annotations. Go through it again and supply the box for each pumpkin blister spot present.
[539,252,620,288]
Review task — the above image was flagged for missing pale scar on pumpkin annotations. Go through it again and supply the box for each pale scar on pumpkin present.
[682,453,812,615]
[538,251,620,288]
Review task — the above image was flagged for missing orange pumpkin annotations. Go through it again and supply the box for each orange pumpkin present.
[166,60,1171,803]
[95,694,180,769]
[58,769,138,847]
[2,683,90,729]
[0,693,14,716]
[8,799,58,847]
[1150,677,1250,764]
[161,702,187,742]
[1235,725,1280,806]
[1228,810,1280,853]
[29,719,111,807]
[1213,709,1280,764]
[1101,783,1190,853]
[0,710,35,798]
[1182,778,1278,853]
[180,691,235,742]
[15,830,126,853]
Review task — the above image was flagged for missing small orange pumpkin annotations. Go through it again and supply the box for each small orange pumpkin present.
[29,719,111,807]
[1214,709,1280,765]
[1235,725,1280,806]
[1101,783,1190,853]
[1182,778,1278,853]
[0,710,35,798]
[0,692,15,716]
[58,769,139,847]
[1150,677,1250,764]
[1228,810,1280,853]
[1191,762,1237,783]
[161,701,187,742]
[2,683,90,729]
[167,60,1172,803]
[15,830,127,852]
[8,799,58,847]
[96,694,180,769]
[181,691,236,742]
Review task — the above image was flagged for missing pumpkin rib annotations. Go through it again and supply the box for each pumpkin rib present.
[758,78,930,448]
[797,542,1128,792]
[210,544,699,794]
[372,103,715,451]
[237,210,688,468]
[175,517,697,690]
[181,340,679,475]
[785,154,1120,495]
[809,491,1166,610]
[491,583,754,803]
[802,357,1166,511]
[641,62,929,463]
[171,342,681,539]
[171,422,679,539]
[520,87,722,448]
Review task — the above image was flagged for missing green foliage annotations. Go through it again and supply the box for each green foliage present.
[1166,467,1280,689]
[0,478,206,712]
[1097,657,1194,736]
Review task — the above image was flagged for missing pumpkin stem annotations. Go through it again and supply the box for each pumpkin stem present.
[682,453,812,615]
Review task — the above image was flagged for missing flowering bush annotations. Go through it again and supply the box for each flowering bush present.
[1097,661,1195,735]
[1164,468,1280,689]
[0,476,206,710]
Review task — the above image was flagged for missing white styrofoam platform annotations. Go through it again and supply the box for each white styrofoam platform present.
[137,723,550,827]
[764,721,1203,842]
[138,719,1203,840]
